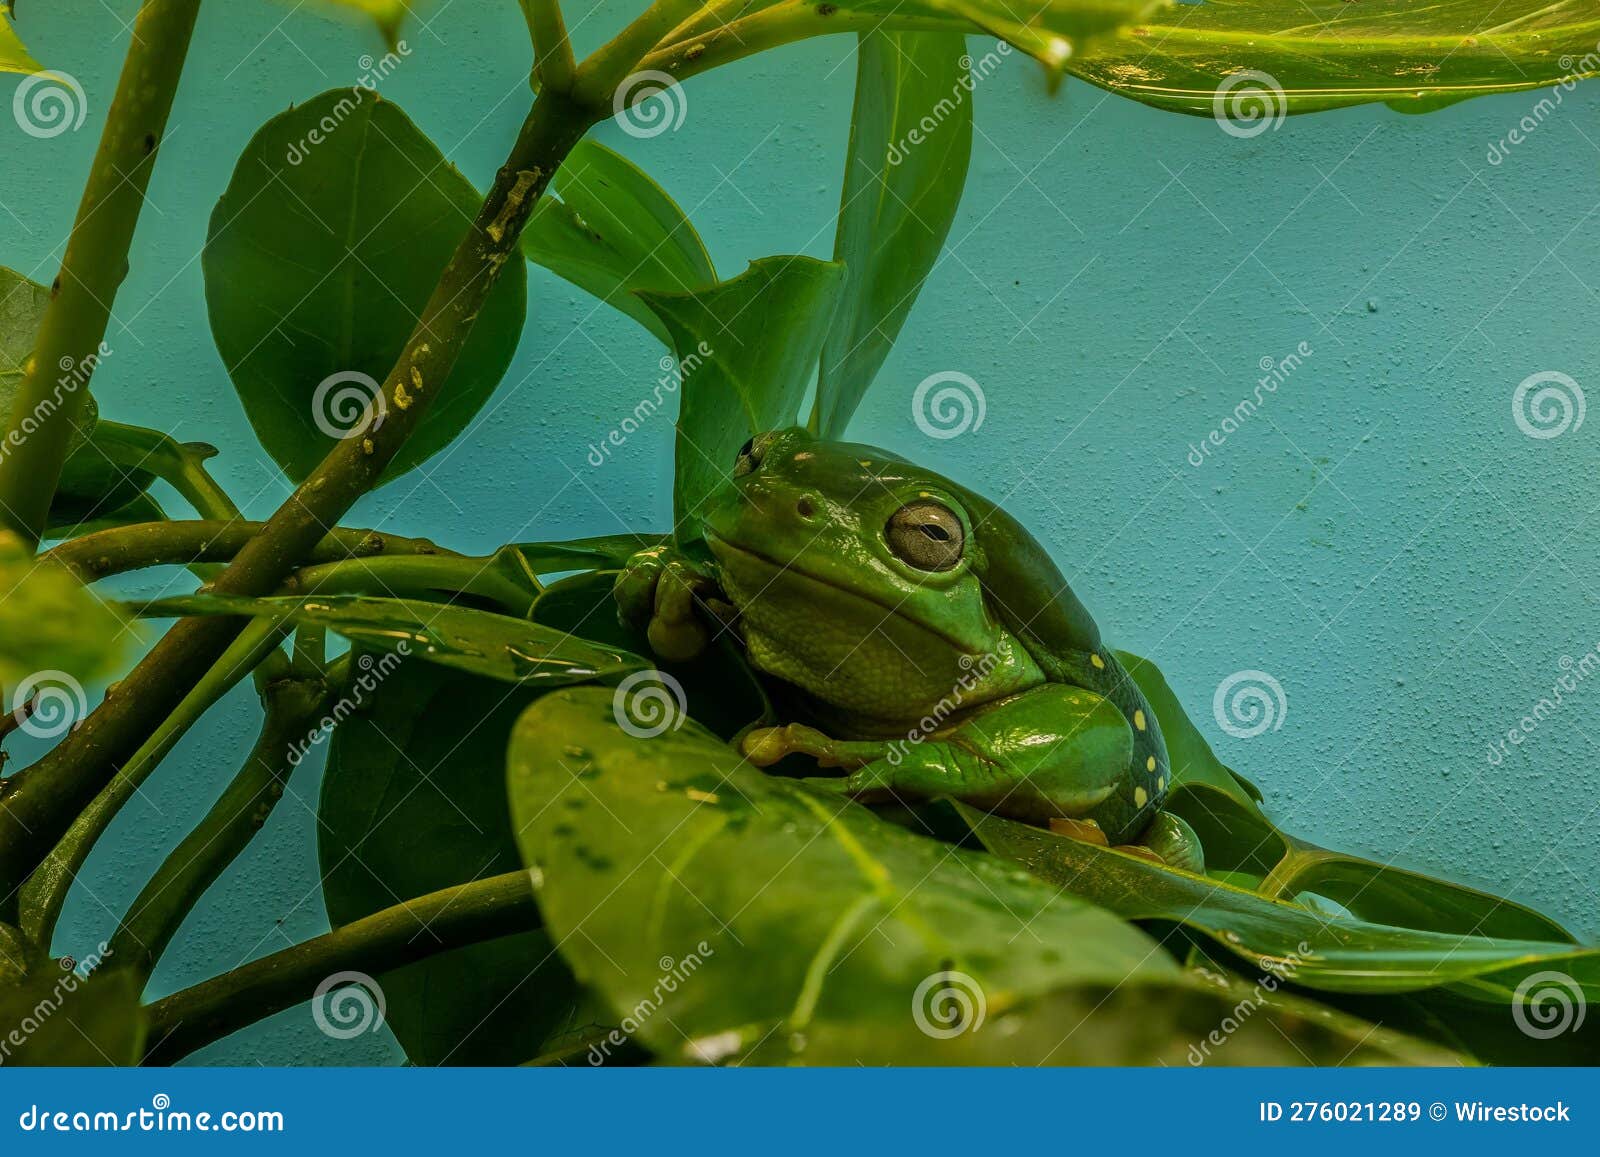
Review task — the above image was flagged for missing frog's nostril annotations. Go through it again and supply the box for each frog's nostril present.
[795,498,815,520]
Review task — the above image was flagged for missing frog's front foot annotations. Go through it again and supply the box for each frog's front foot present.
[613,545,732,663]
[740,724,885,770]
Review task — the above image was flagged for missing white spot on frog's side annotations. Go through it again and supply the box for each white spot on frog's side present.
[1133,710,1147,731]
[1134,786,1148,808]
[1146,755,1156,772]
[1157,776,1166,793]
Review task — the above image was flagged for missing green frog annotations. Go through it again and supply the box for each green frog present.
[614,427,1203,870]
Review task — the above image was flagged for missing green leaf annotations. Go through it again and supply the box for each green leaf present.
[815,30,972,438]
[1070,0,1600,118]
[134,593,644,686]
[320,658,581,1064]
[0,532,131,686]
[203,91,527,483]
[523,142,716,344]
[637,257,847,535]
[841,0,1156,73]
[508,688,1458,1065]
[959,803,1598,998]
[0,966,145,1066]
[1,10,40,73]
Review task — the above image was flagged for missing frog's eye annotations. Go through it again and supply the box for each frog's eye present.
[885,501,965,572]
[734,435,765,478]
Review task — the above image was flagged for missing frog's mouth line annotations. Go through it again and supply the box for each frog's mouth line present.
[705,531,974,653]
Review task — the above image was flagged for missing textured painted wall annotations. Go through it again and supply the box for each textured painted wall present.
[5,1,1597,1063]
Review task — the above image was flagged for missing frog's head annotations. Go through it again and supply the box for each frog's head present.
[702,427,1040,725]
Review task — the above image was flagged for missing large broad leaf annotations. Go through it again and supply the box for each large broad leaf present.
[815,31,972,439]
[1070,0,1600,118]
[508,687,1459,1065]
[320,658,583,1065]
[134,592,643,685]
[638,257,847,535]
[203,90,527,483]
[960,804,1599,999]
[1,10,38,73]
[523,142,717,345]
[0,967,145,1066]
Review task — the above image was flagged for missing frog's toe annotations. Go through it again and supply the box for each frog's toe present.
[1132,811,1206,874]
[1047,816,1109,846]
[647,615,708,663]
[613,548,667,628]
[741,727,789,766]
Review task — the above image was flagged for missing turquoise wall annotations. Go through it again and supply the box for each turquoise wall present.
[6,1,1598,1064]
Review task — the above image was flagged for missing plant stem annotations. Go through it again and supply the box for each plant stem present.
[573,0,707,103]
[639,1,959,84]
[15,619,286,948]
[141,871,538,1065]
[88,422,240,522]
[107,672,331,981]
[0,92,599,895]
[42,519,450,584]
[0,0,204,547]
[289,554,536,616]
[521,0,576,92]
